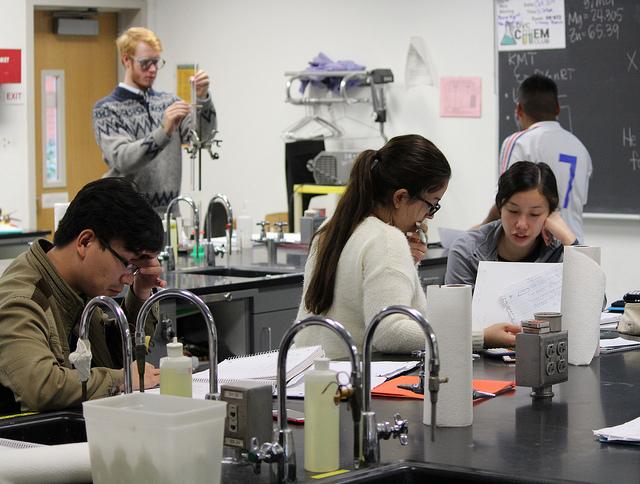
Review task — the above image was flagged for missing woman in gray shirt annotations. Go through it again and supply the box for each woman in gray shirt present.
[446,161,577,348]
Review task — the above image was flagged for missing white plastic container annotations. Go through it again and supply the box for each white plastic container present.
[83,393,227,484]
[304,358,339,472]
[160,338,192,397]
[236,214,253,250]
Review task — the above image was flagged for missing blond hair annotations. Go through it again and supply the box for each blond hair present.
[116,27,163,58]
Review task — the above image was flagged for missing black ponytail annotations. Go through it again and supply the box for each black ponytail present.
[304,134,450,314]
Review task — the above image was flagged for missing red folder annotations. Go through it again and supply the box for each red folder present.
[372,376,515,403]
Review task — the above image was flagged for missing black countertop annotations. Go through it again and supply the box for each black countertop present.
[222,351,640,483]
[1,343,637,482]
[162,243,447,295]
[0,230,50,241]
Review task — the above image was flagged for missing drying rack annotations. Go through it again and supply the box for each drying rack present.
[283,68,394,141]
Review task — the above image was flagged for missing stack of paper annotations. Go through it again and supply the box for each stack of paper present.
[599,337,640,354]
[600,312,621,329]
[594,416,640,443]
[149,345,324,399]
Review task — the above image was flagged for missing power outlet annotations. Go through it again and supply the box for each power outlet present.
[227,403,238,432]
[220,381,272,451]
[515,330,569,389]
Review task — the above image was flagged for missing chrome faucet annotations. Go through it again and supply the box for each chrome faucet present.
[159,196,200,272]
[203,194,233,267]
[361,305,445,465]
[76,296,133,394]
[134,288,220,400]
[255,220,288,266]
[274,221,288,241]
[248,317,363,482]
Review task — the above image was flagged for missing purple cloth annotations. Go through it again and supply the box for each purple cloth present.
[298,52,366,94]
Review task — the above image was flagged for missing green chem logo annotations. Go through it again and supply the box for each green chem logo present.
[501,22,550,47]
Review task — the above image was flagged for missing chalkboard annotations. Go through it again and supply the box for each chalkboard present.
[498,0,640,215]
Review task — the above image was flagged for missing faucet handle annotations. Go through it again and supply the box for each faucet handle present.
[274,221,288,240]
[158,246,176,272]
[333,382,354,405]
[429,375,449,393]
[161,314,175,342]
[246,437,283,474]
[246,437,263,474]
[393,413,409,445]
[256,221,270,241]
[377,413,409,445]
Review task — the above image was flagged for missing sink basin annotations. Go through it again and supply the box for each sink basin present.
[0,411,86,445]
[184,267,291,278]
[331,462,567,483]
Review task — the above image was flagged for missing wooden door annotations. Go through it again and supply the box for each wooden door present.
[34,10,117,235]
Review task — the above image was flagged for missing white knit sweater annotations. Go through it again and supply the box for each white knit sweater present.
[295,216,428,358]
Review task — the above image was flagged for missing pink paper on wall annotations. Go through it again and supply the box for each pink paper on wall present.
[440,77,482,118]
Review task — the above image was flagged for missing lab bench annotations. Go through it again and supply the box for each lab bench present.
[219,351,640,484]
[2,352,638,483]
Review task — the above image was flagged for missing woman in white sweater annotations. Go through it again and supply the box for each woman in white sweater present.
[295,134,451,358]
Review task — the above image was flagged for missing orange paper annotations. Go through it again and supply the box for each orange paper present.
[372,376,515,402]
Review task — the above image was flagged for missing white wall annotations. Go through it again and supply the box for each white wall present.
[584,219,640,301]
[0,0,637,298]
[150,0,498,234]
[0,1,30,227]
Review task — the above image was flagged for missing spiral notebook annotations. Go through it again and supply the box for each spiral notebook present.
[190,345,324,395]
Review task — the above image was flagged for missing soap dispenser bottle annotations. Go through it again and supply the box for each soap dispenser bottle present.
[160,337,192,397]
[304,358,339,472]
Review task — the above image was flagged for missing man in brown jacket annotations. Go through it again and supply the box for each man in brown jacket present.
[0,178,165,413]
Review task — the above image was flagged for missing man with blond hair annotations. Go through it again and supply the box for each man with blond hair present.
[93,27,217,213]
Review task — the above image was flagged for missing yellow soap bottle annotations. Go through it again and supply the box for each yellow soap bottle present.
[304,358,339,472]
[159,338,192,397]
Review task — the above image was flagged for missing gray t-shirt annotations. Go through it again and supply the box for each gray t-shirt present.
[444,220,566,289]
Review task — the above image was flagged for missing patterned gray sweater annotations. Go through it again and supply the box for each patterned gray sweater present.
[92,86,217,212]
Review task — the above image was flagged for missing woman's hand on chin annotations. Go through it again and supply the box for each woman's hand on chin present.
[406,231,427,264]
[541,211,576,246]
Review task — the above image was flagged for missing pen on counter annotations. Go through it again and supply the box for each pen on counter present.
[472,390,496,400]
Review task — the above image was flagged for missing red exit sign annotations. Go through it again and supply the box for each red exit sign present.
[0,49,21,84]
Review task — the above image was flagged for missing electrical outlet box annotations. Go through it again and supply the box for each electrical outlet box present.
[220,381,273,451]
[515,330,568,388]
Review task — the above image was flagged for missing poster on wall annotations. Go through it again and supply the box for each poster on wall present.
[0,49,21,84]
[440,77,482,118]
[496,0,566,51]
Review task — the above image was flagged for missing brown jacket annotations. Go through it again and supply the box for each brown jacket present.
[0,239,153,413]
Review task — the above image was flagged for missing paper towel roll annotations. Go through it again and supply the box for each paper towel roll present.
[0,442,91,483]
[424,284,472,427]
[561,246,606,365]
[570,245,601,264]
[53,202,70,232]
